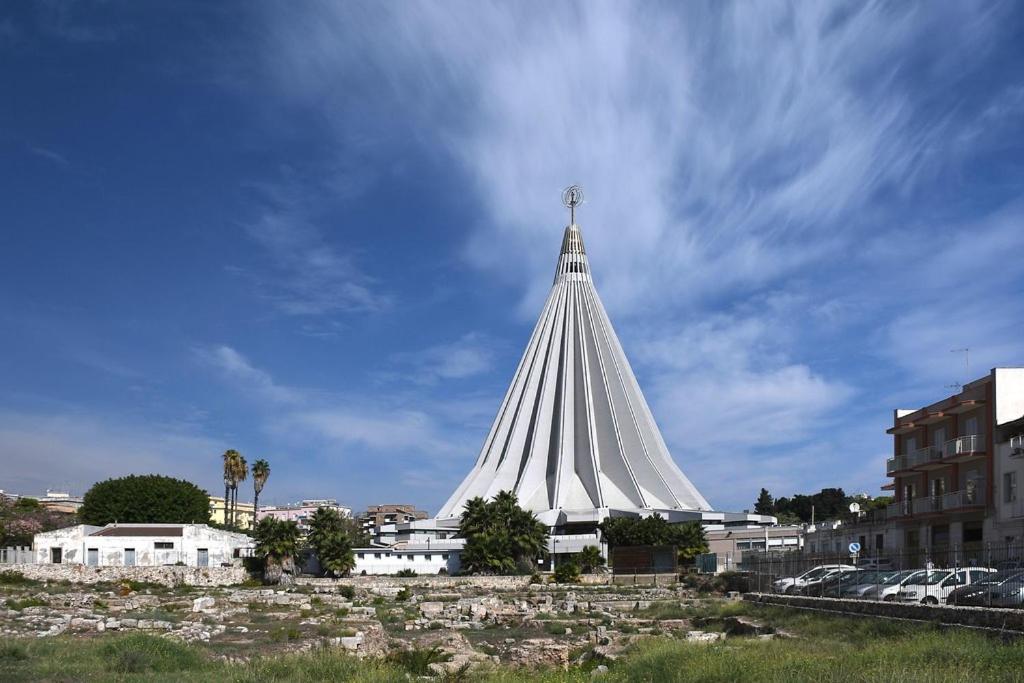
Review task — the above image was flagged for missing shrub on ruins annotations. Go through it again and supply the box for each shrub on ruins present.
[576,545,606,573]
[306,507,356,578]
[598,514,708,564]
[459,491,549,575]
[253,517,301,585]
[553,559,581,584]
[78,475,210,526]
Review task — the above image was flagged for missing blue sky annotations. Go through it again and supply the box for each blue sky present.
[1,1,1023,514]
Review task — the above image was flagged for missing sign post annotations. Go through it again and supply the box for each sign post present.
[848,541,861,565]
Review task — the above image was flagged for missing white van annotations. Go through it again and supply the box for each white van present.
[895,567,995,604]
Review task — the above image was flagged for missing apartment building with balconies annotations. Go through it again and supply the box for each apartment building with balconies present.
[357,504,428,541]
[885,368,1024,551]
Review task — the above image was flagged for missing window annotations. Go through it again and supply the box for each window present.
[154,542,174,549]
[374,553,382,559]
[875,534,884,550]
[965,416,979,436]
[357,553,365,559]
[124,548,136,567]
[1005,472,1017,504]
[424,554,432,561]
[441,554,448,560]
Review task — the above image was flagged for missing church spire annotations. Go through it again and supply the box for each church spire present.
[437,187,711,524]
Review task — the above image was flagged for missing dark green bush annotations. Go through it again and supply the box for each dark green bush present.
[553,561,581,584]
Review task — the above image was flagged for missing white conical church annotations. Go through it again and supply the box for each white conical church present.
[438,189,713,528]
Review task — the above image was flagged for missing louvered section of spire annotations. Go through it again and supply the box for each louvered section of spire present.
[554,224,590,283]
[437,222,711,520]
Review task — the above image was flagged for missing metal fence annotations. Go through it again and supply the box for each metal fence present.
[741,541,1024,608]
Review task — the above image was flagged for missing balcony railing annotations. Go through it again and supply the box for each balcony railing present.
[909,445,942,468]
[887,484,985,518]
[942,484,985,510]
[944,434,985,459]
[911,496,944,515]
[886,455,910,475]
[887,500,910,518]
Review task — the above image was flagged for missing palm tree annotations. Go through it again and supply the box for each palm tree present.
[231,454,248,528]
[253,517,301,584]
[251,459,270,526]
[221,449,241,527]
[577,545,605,573]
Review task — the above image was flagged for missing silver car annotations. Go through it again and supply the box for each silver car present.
[860,569,932,601]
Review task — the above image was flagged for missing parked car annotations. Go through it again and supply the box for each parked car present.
[857,558,894,570]
[839,570,907,599]
[801,568,861,597]
[986,580,1024,608]
[860,569,934,601]
[949,570,1024,606]
[773,564,856,594]
[894,567,995,604]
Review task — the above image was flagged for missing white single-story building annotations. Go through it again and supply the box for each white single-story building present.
[354,540,463,575]
[34,523,254,568]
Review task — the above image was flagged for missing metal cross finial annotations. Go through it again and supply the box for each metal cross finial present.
[562,185,584,224]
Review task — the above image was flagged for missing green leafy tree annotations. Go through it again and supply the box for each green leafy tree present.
[459,491,549,575]
[0,496,70,546]
[253,517,301,584]
[307,507,356,577]
[598,514,708,565]
[576,545,605,573]
[753,488,774,515]
[773,488,851,523]
[78,475,210,526]
[860,495,893,513]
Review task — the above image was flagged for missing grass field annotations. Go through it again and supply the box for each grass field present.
[3,602,1024,682]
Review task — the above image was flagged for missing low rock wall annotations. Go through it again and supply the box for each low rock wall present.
[295,573,613,591]
[3,563,249,587]
[745,592,1024,631]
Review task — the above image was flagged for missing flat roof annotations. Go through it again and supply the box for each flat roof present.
[91,526,184,537]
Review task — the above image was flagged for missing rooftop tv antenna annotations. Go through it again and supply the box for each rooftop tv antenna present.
[562,185,584,224]
[950,347,970,386]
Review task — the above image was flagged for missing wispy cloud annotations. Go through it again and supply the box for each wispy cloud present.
[233,174,391,318]
[390,332,497,385]
[195,345,301,404]
[29,145,70,168]
[0,410,227,496]
[251,1,1021,509]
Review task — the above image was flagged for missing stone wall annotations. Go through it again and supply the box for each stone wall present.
[745,592,1024,631]
[3,563,249,587]
[296,573,613,591]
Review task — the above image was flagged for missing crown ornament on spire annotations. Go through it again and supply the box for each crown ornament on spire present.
[561,184,584,224]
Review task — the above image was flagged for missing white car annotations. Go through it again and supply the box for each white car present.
[773,564,856,594]
[860,569,933,601]
[895,567,996,604]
